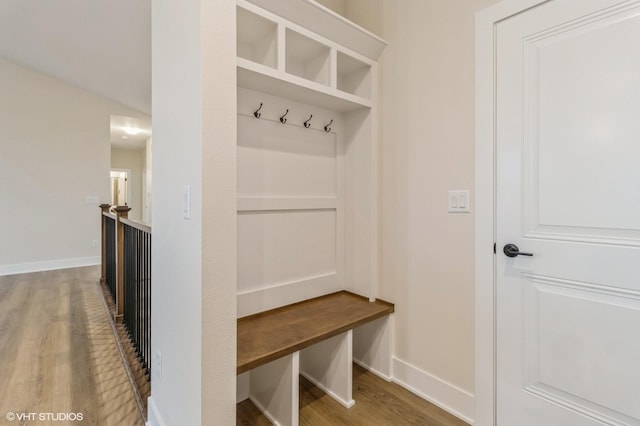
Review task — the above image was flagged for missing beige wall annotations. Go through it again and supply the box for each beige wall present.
[315,0,383,36]
[315,0,347,16]
[346,0,383,36]
[314,0,501,400]
[0,58,148,273]
[111,148,145,222]
[374,0,499,393]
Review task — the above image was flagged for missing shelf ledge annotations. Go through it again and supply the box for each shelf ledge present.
[237,58,372,112]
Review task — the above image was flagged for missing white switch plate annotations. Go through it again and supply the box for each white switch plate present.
[183,185,191,220]
[155,350,162,381]
[448,190,470,213]
[86,196,99,204]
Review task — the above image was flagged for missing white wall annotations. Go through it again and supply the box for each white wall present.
[373,0,499,419]
[144,138,152,224]
[149,1,236,425]
[0,58,148,275]
[111,148,145,222]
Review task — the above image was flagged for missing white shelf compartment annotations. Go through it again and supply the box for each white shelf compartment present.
[237,6,278,69]
[246,0,388,61]
[285,28,331,87]
[237,0,379,111]
[337,51,372,99]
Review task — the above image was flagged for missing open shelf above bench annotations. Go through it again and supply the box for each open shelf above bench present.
[237,0,380,112]
[245,0,387,61]
[237,6,278,69]
[337,51,372,99]
[286,28,331,86]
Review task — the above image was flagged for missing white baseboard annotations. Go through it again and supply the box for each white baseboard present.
[248,396,282,426]
[353,357,392,382]
[392,356,474,424]
[0,256,101,277]
[300,371,355,408]
[146,397,166,426]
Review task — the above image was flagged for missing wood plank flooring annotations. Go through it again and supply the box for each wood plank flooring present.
[98,284,151,414]
[0,267,144,425]
[237,364,470,426]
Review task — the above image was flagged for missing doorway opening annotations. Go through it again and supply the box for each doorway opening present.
[110,169,129,207]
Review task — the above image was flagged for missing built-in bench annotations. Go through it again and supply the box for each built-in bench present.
[237,291,394,426]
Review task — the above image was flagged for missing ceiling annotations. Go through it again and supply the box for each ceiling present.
[110,115,151,150]
[0,0,151,114]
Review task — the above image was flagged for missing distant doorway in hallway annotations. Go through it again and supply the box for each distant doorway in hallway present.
[110,169,129,207]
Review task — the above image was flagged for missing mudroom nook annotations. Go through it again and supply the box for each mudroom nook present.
[235,1,392,424]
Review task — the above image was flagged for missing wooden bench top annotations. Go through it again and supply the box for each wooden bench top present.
[237,291,394,374]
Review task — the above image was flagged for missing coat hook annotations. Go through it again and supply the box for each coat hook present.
[253,103,263,119]
[304,114,313,128]
[324,119,333,132]
[280,109,289,124]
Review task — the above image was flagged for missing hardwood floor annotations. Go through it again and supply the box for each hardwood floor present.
[237,364,470,426]
[98,284,151,414]
[0,266,467,426]
[0,267,144,425]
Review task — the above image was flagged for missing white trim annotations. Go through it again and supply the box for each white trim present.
[300,372,355,408]
[391,356,474,425]
[146,397,166,426]
[0,256,101,277]
[475,1,548,425]
[237,196,337,211]
[248,396,282,426]
[110,167,131,206]
[237,273,341,317]
[353,357,391,382]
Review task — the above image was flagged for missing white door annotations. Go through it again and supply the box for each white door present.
[496,1,640,425]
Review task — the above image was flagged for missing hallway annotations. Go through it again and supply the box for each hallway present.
[0,267,143,425]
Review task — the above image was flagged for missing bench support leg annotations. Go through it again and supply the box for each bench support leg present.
[300,330,355,408]
[236,371,250,403]
[353,314,394,380]
[249,352,299,426]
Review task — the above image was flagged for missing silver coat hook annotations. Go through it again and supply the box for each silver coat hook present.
[253,103,263,119]
[304,114,313,128]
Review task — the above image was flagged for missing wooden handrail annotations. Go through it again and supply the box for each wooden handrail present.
[102,211,117,220]
[120,217,152,234]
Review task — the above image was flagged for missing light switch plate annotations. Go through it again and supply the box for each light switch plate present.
[155,351,162,381]
[448,190,470,213]
[183,185,191,219]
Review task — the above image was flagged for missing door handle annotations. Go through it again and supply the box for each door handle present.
[503,243,533,258]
